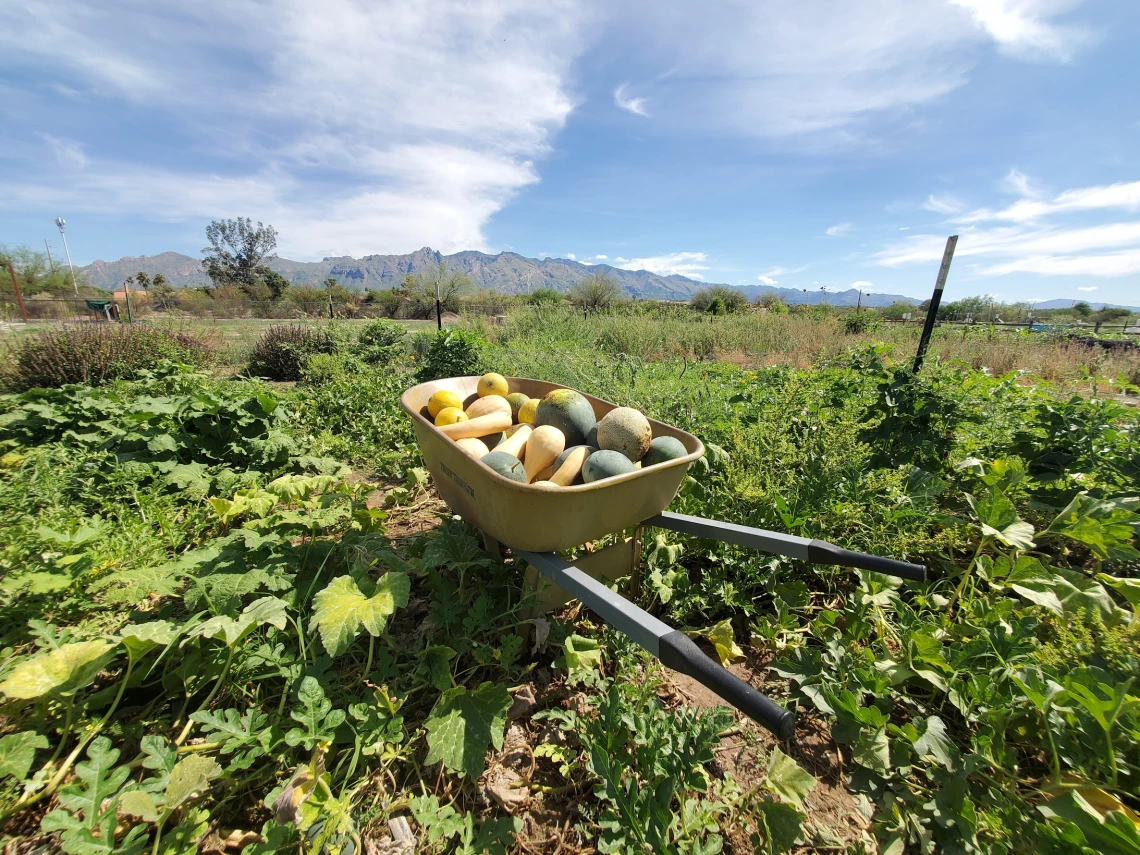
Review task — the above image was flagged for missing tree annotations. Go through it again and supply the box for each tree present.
[691,285,748,314]
[569,273,622,313]
[526,288,564,307]
[1092,307,1131,324]
[397,265,471,318]
[202,218,278,292]
[134,271,151,291]
[1072,301,1092,318]
[255,266,290,300]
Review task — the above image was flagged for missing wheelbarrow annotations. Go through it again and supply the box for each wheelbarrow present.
[401,377,926,741]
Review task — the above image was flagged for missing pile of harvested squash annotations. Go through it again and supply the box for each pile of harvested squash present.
[426,373,687,487]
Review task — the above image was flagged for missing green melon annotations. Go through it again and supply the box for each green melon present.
[481,451,526,482]
[642,435,688,467]
[596,407,652,462]
[581,449,636,483]
[586,422,599,448]
[553,444,595,471]
[535,389,596,447]
[505,392,529,421]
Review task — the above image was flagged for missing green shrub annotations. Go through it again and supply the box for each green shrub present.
[842,312,877,334]
[411,328,484,381]
[353,318,407,364]
[3,324,211,391]
[690,285,748,314]
[248,324,337,381]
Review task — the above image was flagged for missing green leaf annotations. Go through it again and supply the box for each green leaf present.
[562,634,603,684]
[0,731,49,782]
[1006,557,1064,615]
[87,565,185,604]
[1046,494,1140,562]
[1098,574,1140,611]
[189,708,269,754]
[165,755,222,809]
[754,800,802,855]
[42,736,131,836]
[0,640,117,700]
[424,682,512,779]
[195,596,289,647]
[164,462,212,499]
[852,726,890,774]
[701,619,745,666]
[118,620,181,662]
[284,676,346,750]
[310,572,409,658]
[118,789,160,822]
[912,716,956,766]
[967,489,1036,549]
[764,747,816,808]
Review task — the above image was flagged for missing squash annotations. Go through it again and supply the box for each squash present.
[596,407,652,461]
[494,424,532,460]
[550,445,592,486]
[531,480,558,488]
[438,411,512,440]
[523,425,565,483]
[465,395,511,420]
[535,389,595,446]
[481,451,526,482]
[581,449,636,483]
[454,437,490,457]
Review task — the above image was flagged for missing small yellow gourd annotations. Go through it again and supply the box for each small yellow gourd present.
[466,395,512,420]
[439,411,513,440]
[494,424,531,460]
[523,426,565,483]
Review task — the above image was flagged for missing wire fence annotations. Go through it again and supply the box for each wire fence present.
[0,298,409,325]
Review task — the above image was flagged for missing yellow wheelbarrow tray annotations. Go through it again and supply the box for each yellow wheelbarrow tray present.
[400,375,705,553]
[401,375,927,741]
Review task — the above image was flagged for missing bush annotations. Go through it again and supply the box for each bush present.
[352,318,407,364]
[412,328,484,382]
[3,324,211,391]
[248,324,337,381]
[691,285,748,314]
[842,312,878,334]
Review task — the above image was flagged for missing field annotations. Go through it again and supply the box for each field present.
[0,307,1138,855]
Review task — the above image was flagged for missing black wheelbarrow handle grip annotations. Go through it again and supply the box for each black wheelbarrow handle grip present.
[658,630,795,741]
[517,549,795,740]
[645,512,927,583]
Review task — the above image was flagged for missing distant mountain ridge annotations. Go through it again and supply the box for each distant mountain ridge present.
[81,247,926,307]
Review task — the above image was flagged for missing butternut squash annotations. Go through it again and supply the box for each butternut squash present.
[550,446,591,486]
[465,395,511,420]
[494,424,531,460]
[439,411,512,440]
[454,437,490,457]
[523,425,565,483]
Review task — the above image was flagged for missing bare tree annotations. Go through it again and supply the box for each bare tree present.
[569,273,622,313]
[202,218,278,291]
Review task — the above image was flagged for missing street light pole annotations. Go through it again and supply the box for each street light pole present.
[44,239,57,275]
[55,217,78,296]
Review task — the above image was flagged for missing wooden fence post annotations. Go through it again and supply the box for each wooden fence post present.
[8,262,28,323]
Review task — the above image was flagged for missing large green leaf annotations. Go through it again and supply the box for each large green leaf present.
[118,620,181,662]
[424,682,512,779]
[1046,494,1140,562]
[967,489,1036,549]
[0,731,49,782]
[764,747,816,808]
[310,572,410,658]
[0,640,117,700]
[195,596,289,648]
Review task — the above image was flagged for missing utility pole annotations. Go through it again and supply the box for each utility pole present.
[324,277,336,318]
[55,217,78,296]
[8,262,29,323]
[45,239,57,275]
[913,235,958,374]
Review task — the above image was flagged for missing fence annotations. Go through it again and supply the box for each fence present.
[0,298,401,324]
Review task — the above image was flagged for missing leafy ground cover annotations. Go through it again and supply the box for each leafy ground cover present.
[0,314,1137,855]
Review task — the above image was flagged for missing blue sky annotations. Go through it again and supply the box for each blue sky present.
[1,0,1138,304]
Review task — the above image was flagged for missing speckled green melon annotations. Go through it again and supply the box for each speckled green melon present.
[596,407,652,462]
[581,449,636,483]
[535,389,596,447]
[481,451,526,482]
[505,392,530,422]
[642,435,688,467]
[586,422,599,448]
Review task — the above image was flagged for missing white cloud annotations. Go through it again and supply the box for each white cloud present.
[614,83,649,117]
[1077,285,1097,291]
[594,254,608,260]
[617,251,709,278]
[923,194,964,215]
[40,133,88,169]
[566,253,577,260]
[0,0,584,258]
[826,222,854,237]
[948,0,1090,60]
[875,172,1140,279]
[851,280,874,289]
[1002,167,1038,197]
[757,275,778,285]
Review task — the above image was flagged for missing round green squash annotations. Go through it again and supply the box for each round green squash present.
[535,389,596,447]
[642,435,688,467]
[481,451,526,482]
[581,449,636,483]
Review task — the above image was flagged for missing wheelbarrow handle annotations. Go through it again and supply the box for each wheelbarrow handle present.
[517,550,795,741]
[645,511,927,583]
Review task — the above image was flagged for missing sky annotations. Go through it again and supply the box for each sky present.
[1,0,1138,304]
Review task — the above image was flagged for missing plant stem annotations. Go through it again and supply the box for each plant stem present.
[151,812,168,855]
[175,645,235,747]
[364,634,375,678]
[949,540,986,613]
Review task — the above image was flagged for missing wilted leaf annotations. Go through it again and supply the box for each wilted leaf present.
[118,789,160,822]
[0,640,117,700]
[165,755,222,809]
[310,572,410,658]
[424,682,512,778]
[562,634,603,684]
[701,619,744,666]
[764,747,816,808]
[0,731,49,782]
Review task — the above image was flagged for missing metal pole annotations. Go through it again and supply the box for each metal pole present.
[44,240,57,275]
[123,281,134,324]
[912,235,957,374]
[325,278,335,318]
[56,218,79,296]
[8,262,29,323]
[856,288,862,313]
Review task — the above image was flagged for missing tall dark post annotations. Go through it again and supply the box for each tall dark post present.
[913,235,958,374]
[435,280,443,330]
[8,262,28,323]
[325,278,335,318]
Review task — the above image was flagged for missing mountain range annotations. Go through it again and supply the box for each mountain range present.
[80,248,922,307]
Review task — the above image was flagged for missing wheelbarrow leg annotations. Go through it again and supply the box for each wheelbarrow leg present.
[480,530,503,562]
[520,537,638,620]
[517,549,795,741]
